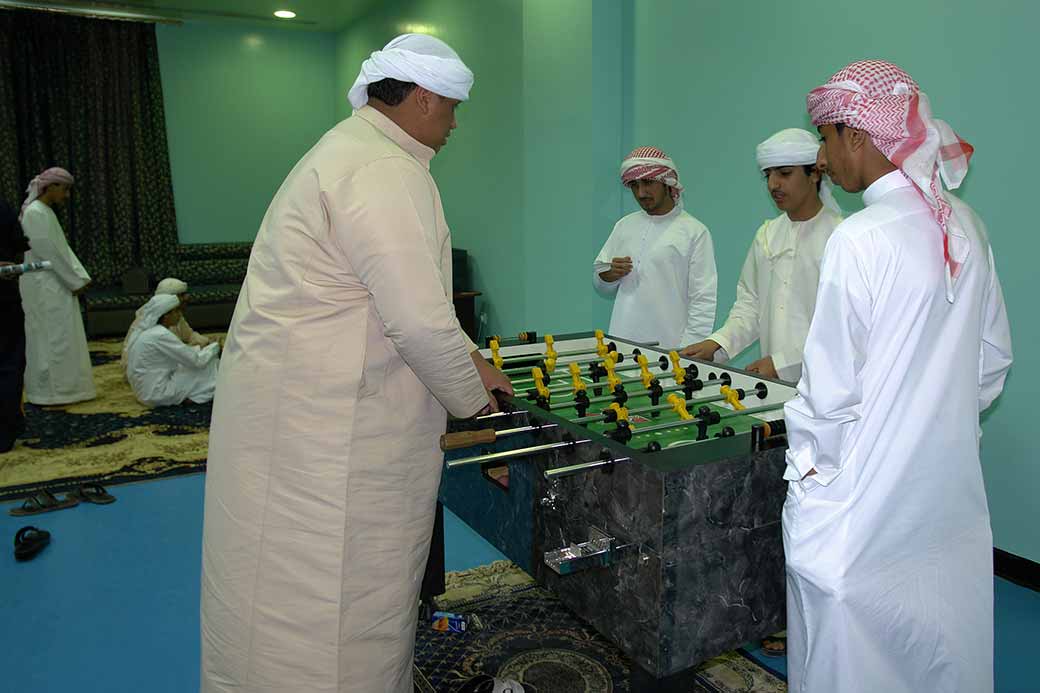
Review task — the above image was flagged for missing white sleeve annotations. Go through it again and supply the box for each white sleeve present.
[708,223,766,356]
[978,246,1012,412]
[782,232,870,485]
[678,226,717,345]
[22,208,90,292]
[593,224,621,296]
[153,329,220,369]
[328,158,488,418]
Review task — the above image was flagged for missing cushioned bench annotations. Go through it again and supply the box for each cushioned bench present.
[83,242,252,337]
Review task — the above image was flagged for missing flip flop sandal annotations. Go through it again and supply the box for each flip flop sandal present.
[68,483,116,505]
[761,635,787,657]
[8,490,80,516]
[14,526,51,561]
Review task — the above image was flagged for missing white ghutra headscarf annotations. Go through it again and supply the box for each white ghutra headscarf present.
[348,33,474,110]
[125,293,180,356]
[756,128,841,215]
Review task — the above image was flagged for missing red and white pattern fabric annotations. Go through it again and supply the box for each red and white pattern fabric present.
[20,167,73,220]
[807,60,974,302]
[620,146,683,200]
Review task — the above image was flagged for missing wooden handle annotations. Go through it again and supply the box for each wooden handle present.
[440,429,497,451]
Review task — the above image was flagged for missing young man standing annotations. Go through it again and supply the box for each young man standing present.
[19,167,95,405]
[594,146,717,348]
[784,60,1011,693]
[682,129,842,382]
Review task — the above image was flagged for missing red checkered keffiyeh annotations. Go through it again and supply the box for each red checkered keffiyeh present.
[807,60,974,302]
[20,166,74,220]
[620,146,683,200]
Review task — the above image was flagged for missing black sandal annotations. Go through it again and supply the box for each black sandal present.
[68,483,116,505]
[9,490,79,516]
[14,526,51,561]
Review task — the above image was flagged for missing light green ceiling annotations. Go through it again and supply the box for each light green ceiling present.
[9,0,384,31]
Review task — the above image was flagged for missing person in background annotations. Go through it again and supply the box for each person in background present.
[121,276,213,374]
[0,200,31,451]
[682,128,842,382]
[19,167,95,405]
[125,293,219,407]
[594,146,717,349]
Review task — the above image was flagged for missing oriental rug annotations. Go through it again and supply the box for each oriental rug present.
[0,335,219,502]
[413,561,787,692]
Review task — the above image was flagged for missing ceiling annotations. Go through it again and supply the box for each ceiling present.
[2,0,383,31]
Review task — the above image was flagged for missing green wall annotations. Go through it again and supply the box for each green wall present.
[156,22,337,244]
[521,0,627,336]
[155,0,1035,560]
[628,0,1038,560]
[335,0,526,339]
[335,0,629,340]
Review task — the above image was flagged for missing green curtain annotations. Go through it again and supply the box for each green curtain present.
[0,9,179,286]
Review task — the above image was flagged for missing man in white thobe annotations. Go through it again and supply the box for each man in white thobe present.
[121,277,213,374]
[18,167,95,405]
[682,129,842,382]
[200,34,512,693]
[594,146,717,348]
[125,293,219,407]
[783,60,1013,693]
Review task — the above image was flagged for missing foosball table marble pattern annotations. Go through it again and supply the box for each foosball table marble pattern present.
[440,331,798,682]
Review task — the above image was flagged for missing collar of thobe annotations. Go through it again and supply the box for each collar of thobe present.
[639,201,683,223]
[863,170,913,207]
[787,204,829,227]
[354,105,435,168]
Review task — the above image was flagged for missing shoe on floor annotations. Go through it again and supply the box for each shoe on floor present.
[14,526,50,561]
[9,489,79,516]
[68,483,116,505]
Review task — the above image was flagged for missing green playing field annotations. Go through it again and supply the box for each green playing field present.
[518,376,782,450]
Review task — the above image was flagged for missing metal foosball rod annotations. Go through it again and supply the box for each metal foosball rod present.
[475,410,529,421]
[625,402,785,438]
[496,331,658,377]
[542,453,633,479]
[497,343,618,364]
[547,376,728,411]
[510,351,672,384]
[445,437,592,469]
[502,352,613,377]
[570,383,767,424]
[498,332,659,364]
[441,383,767,451]
[492,333,598,371]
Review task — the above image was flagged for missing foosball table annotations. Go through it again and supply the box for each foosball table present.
[439,330,796,687]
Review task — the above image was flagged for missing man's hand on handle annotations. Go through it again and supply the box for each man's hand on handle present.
[472,350,514,415]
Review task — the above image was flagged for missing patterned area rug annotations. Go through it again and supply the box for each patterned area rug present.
[0,336,217,501]
[413,561,787,693]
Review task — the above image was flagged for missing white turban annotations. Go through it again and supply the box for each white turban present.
[155,277,188,295]
[126,294,180,355]
[756,128,841,215]
[347,33,474,110]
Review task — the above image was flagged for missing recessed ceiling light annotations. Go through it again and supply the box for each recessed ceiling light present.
[274,10,296,19]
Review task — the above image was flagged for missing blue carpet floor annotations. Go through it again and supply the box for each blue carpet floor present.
[1,474,1036,692]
